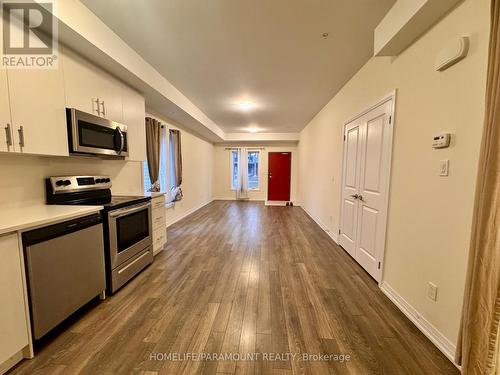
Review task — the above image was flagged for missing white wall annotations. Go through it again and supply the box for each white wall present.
[0,120,214,231]
[298,0,489,348]
[213,143,299,203]
[0,154,143,208]
[146,113,214,227]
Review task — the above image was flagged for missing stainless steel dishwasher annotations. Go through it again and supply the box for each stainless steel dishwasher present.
[23,213,106,340]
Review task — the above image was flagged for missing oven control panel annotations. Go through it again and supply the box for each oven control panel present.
[48,175,112,193]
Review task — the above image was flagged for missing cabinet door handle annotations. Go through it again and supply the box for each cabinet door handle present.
[18,126,24,148]
[93,97,100,115]
[4,124,12,146]
[100,100,106,117]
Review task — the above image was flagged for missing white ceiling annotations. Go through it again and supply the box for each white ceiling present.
[82,0,395,133]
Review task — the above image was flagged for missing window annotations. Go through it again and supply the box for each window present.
[230,150,239,190]
[248,150,260,190]
[143,126,168,194]
[229,149,260,190]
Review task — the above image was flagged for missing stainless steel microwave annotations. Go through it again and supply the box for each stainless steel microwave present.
[67,108,128,157]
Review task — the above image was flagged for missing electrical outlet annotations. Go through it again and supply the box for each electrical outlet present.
[439,160,449,176]
[427,282,438,301]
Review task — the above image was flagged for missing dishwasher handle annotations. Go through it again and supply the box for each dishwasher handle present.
[23,213,103,247]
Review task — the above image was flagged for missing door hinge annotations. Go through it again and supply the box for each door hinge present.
[378,261,381,269]
[389,115,392,124]
[343,135,346,141]
[338,229,341,235]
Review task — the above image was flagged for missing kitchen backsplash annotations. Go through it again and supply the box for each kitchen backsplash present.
[0,153,144,208]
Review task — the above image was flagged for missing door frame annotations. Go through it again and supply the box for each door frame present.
[338,90,397,285]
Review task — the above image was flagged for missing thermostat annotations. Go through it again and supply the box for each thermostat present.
[432,133,451,149]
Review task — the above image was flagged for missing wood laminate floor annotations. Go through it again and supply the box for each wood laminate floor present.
[11,201,458,375]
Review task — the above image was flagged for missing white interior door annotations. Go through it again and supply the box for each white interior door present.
[339,120,362,257]
[339,97,394,282]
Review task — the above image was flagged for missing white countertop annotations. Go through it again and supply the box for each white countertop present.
[144,192,166,198]
[0,205,103,236]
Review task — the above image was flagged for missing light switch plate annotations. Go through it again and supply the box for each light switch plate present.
[439,160,449,176]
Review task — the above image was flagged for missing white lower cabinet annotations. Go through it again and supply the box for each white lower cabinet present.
[0,233,29,374]
[151,195,167,255]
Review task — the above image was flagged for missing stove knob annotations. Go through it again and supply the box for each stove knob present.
[55,180,65,186]
[104,178,111,183]
[63,180,71,186]
[95,179,102,183]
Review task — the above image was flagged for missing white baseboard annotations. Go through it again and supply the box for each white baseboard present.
[0,347,25,375]
[264,200,300,206]
[380,282,458,366]
[166,199,214,228]
[265,200,286,206]
[301,206,339,244]
[213,197,264,202]
[213,198,301,206]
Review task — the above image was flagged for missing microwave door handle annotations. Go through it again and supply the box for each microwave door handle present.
[116,127,124,155]
[109,202,150,218]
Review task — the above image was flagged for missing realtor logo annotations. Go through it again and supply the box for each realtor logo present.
[1,0,58,68]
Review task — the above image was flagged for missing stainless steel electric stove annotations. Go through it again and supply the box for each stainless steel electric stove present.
[45,175,153,293]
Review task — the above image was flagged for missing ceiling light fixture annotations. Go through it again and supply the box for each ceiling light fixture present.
[238,101,253,111]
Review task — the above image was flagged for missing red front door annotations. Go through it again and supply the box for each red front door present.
[268,152,292,201]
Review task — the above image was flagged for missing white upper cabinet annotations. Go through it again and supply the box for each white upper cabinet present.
[7,65,68,156]
[0,68,13,153]
[122,83,146,161]
[0,43,146,158]
[62,47,123,123]
[1,17,68,157]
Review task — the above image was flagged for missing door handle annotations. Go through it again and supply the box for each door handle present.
[108,202,150,218]
[17,126,24,148]
[4,124,12,147]
[350,194,359,199]
[116,127,124,155]
[358,194,364,202]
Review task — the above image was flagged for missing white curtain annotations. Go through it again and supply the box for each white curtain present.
[236,147,249,200]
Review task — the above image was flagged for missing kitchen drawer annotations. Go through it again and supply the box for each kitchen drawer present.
[152,196,165,210]
[152,208,166,230]
[153,230,166,253]
[111,249,152,293]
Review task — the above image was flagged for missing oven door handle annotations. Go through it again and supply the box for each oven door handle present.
[108,202,151,218]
